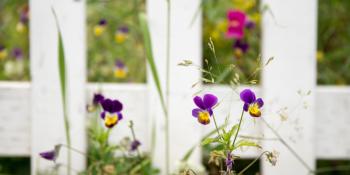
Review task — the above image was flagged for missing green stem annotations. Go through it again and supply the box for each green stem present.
[63,100,71,175]
[261,118,313,172]
[212,114,222,139]
[165,0,171,174]
[232,109,244,147]
[238,151,269,175]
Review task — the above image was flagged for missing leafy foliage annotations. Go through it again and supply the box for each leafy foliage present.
[317,0,350,85]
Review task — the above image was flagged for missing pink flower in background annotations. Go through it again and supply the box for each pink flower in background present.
[226,10,246,39]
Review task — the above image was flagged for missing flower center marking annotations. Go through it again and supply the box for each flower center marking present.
[248,103,261,117]
[105,113,119,128]
[198,111,210,125]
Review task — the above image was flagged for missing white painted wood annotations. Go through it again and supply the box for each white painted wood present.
[30,0,86,174]
[316,86,350,159]
[261,0,317,174]
[0,82,30,156]
[147,0,203,173]
[0,83,350,166]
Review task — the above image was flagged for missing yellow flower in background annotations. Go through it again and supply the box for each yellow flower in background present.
[0,46,8,60]
[249,12,261,24]
[316,50,324,62]
[114,26,129,44]
[114,60,128,79]
[210,21,227,41]
[94,19,107,37]
[16,22,27,33]
[232,0,256,11]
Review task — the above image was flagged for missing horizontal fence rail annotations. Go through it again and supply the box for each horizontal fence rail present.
[0,82,349,159]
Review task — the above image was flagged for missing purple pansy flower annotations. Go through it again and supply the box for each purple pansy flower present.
[118,26,129,34]
[245,20,255,29]
[100,98,123,128]
[12,48,23,60]
[226,152,233,172]
[98,19,107,26]
[93,93,105,105]
[19,5,29,24]
[115,59,125,69]
[240,89,264,117]
[233,40,249,53]
[130,140,141,151]
[39,150,56,161]
[226,10,246,39]
[191,94,218,125]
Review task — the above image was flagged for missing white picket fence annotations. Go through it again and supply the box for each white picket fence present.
[0,0,350,174]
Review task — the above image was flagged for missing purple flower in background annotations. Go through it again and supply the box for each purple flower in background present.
[118,26,129,34]
[98,19,107,26]
[100,98,123,128]
[240,89,264,117]
[12,48,23,60]
[115,26,129,43]
[114,59,128,78]
[93,93,105,105]
[226,10,246,39]
[245,20,255,29]
[19,5,29,24]
[226,152,233,171]
[192,94,218,125]
[233,40,249,53]
[130,140,141,151]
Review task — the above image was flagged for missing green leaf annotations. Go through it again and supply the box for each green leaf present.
[233,140,262,150]
[139,13,166,113]
[222,124,238,142]
[181,123,227,162]
[201,137,219,146]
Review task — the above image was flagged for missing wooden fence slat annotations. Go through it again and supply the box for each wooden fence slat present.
[261,0,317,174]
[30,0,86,174]
[147,0,203,173]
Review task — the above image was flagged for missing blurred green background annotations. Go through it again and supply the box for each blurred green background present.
[317,0,350,85]
[202,0,261,85]
[86,0,146,83]
[0,0,30,81]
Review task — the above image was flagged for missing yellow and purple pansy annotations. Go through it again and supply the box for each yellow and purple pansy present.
[16,5,29,33]
[226,10,246,39]
[233,40,249,58]
[114,59,128,79]
[100,98,123,128]
[94,19,107,36]
[240,89,264,117]
[114,26,129,44]
[192,94,218,125]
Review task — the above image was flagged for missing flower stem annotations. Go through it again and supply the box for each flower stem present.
[261,118,313,172]
[212,114,222,139]
[232,109,245,147]
[238,151,269,175]
[62,107,71,175]
[165,0,171,174]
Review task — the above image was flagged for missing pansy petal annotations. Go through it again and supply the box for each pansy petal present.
[203,94,218,109]
[256,98,264,108]
[39,150,56,161]
[101,99,113,112]
[240,89,256,104]
[118,112,123,120]
[111,100,123,112]
[192,108,201,118]
[100,111,106,119]
[243,103,249,111]
[193,96,206,109]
